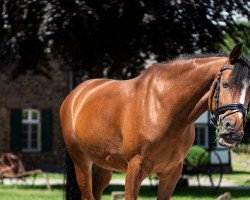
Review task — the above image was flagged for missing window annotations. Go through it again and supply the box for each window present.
[21,109,41,152]
[194,124,209,148]
[11,109,52,152]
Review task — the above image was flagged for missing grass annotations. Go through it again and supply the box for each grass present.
[220,173,250,186]
[231,151,250,172]
[0,185,62,200]
[111,172,126,179]
[1,184,250,200]
[195,171,250,187]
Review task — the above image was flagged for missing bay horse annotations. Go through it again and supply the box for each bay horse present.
[60,44,250,200]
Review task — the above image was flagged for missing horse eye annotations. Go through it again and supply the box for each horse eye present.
[222,83,229,88]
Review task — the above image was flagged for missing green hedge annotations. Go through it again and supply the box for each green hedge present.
[185,145,209,168]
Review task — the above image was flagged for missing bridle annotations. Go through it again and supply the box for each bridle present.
[210,65,248,126]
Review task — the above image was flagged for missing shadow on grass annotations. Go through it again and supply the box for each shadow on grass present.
[173,186,250,199]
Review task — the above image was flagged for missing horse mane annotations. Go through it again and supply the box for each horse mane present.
[160,53,250,91]
[175,52,227,60]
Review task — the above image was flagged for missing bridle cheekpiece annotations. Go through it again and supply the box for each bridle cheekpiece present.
[210,65,248,126]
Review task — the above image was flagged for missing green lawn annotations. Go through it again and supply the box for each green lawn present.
[220,172,250,186]
[0,185,62,200]
[231,152,250,172]
[111,172,126,179]
[1,184,250,200]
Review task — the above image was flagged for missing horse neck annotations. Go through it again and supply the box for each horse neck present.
[157,57,228,124]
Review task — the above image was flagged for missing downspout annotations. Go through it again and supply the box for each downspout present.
[69,70,74,91]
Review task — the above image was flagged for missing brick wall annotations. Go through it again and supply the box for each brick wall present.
[0,61,69,172]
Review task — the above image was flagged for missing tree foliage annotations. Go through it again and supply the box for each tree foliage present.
[222,22,250,56]
[0,0,249,80]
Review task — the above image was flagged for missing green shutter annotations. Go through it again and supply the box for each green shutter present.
[11,109,22,152]
[42,109,53,151]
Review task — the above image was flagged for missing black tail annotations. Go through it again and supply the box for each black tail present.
[63,150,81,200]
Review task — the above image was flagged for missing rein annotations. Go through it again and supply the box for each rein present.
[210,66,248,126]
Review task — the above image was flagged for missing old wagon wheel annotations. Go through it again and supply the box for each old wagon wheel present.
[196,150,223,190]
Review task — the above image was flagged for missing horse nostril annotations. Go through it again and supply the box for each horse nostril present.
[225,122,231,128]
[224,120,235,132]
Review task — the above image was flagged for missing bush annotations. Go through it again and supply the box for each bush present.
[185,145,209,168]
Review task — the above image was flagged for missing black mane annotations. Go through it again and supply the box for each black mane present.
[160,52,227,64]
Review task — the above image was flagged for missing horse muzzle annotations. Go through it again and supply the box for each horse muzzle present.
[212,105,246,148]
[218,131,243,148]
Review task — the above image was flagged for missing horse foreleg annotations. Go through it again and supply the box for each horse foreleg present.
[125,155,150,200]
[157,162,183,200]
[92,165,112,200]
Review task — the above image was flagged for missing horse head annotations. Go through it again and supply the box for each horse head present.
[209,44,250,148]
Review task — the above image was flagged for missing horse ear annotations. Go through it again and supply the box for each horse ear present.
[229,43,243,64]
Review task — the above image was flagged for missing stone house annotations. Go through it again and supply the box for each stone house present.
[0,61,70,172]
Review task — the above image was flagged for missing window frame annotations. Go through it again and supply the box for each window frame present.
[21,109,41,153]
[194,124,209,149]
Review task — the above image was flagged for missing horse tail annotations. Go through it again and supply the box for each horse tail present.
[63,150,81,200]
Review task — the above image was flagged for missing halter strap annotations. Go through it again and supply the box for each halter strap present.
[210,66,248,125]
